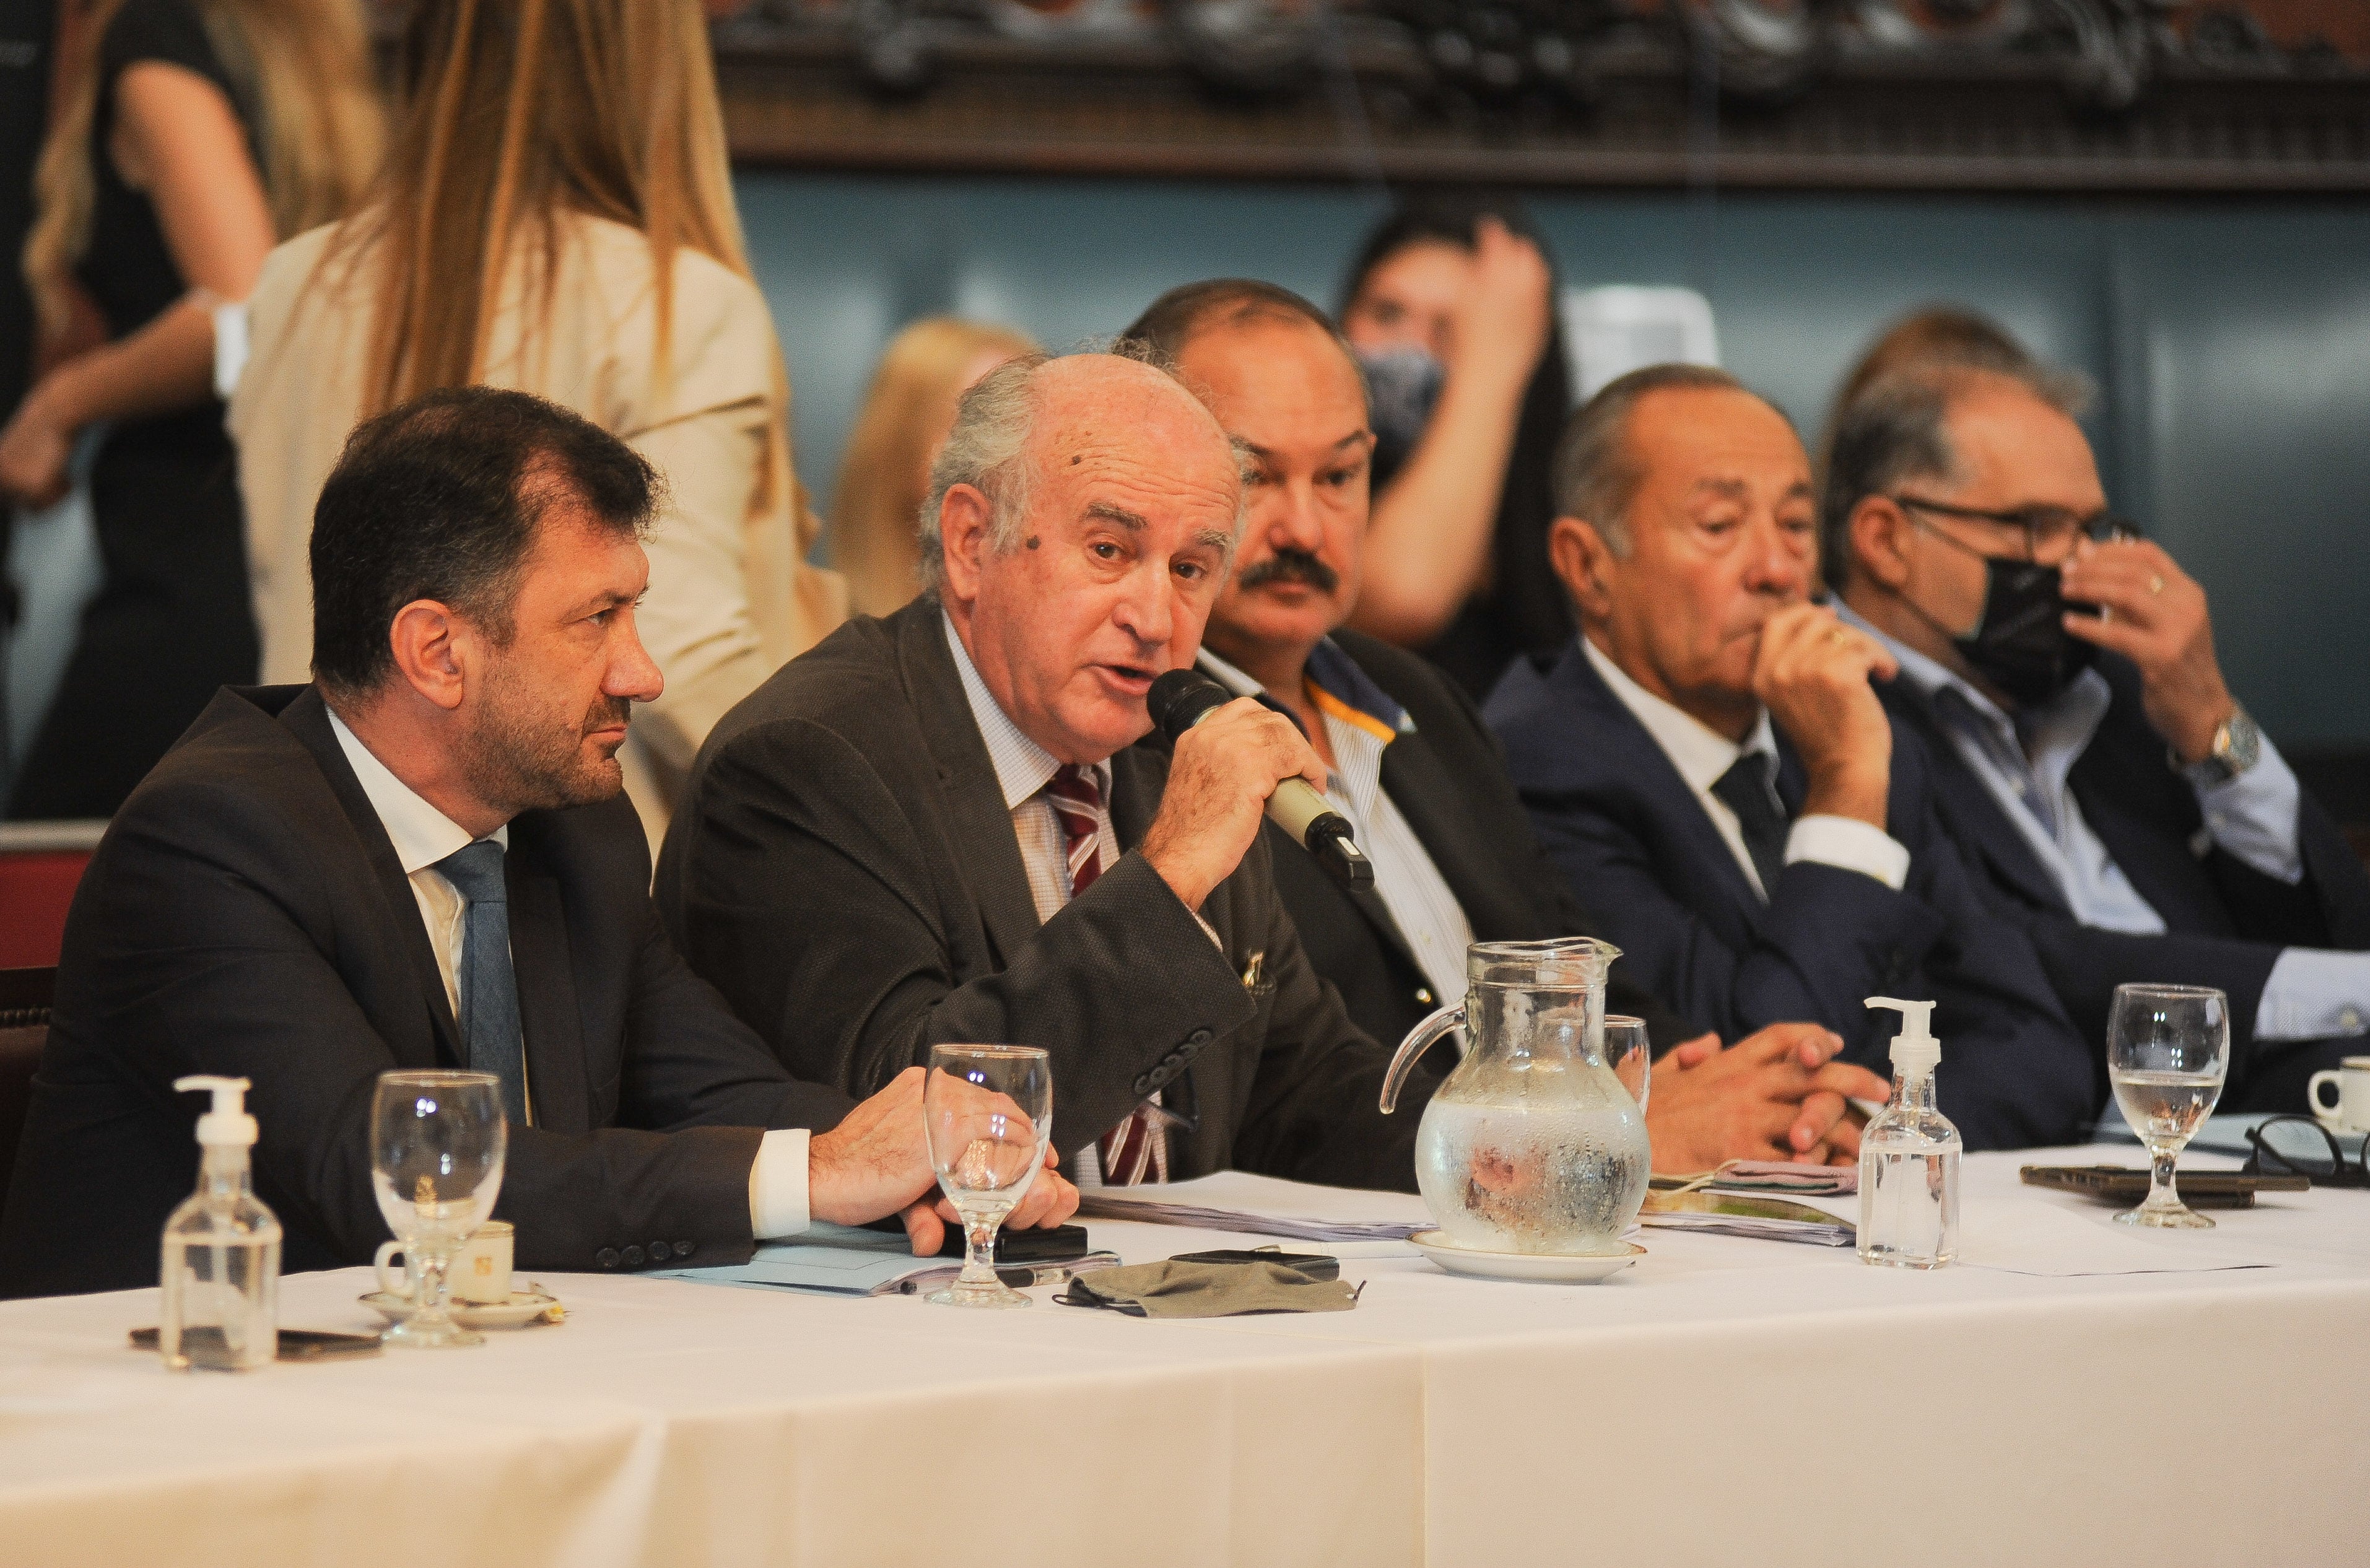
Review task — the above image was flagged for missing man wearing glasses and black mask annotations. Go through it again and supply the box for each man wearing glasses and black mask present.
[1826,357,2370,1114]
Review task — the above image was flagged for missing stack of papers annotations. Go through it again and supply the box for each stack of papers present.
[1639,1191,1857,1247]
[1074,1171,1434,1242]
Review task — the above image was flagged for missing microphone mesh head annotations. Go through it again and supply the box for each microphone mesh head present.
[1147,669,1230,736]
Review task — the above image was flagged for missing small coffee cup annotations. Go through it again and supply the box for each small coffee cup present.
[2307,1056,2370,1135]
[376,1221,515,1305]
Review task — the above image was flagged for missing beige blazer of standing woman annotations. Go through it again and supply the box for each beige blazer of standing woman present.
[229,211,847,842]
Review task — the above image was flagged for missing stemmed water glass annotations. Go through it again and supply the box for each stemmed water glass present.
[371,1070,508,1346]
[1604,1015,1651,1114]
[2106,985,2229,1229]
[922,1044,1051,1309]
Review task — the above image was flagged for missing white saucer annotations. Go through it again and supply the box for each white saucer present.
[1408,1232,1644,1284]
[360,1289,562,1330]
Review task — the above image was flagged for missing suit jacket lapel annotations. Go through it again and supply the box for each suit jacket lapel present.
[502,830,591,1135]
[1563,649,1766,923]
[896,606,1045,965]
[277,686,463,1063]
[1880,678,2068,915]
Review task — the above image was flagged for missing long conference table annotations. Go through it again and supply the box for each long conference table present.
[0,1144,2361,1568]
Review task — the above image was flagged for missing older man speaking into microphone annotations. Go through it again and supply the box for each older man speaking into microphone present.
[658,347,1424,1190]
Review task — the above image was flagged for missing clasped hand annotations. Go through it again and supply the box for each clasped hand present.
[1645,1024,1891,1173]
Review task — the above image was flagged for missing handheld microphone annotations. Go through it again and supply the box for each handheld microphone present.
[1147,669,1375,889]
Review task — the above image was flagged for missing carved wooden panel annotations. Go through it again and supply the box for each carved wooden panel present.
[712,2,2370,191]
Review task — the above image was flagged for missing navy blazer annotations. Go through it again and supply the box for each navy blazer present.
[1873,655,2370,1089]
[0,685,853,1299]
[1484,639,2096,1151]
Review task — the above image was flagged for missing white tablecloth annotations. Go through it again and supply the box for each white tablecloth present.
[0,1147,2361,1567]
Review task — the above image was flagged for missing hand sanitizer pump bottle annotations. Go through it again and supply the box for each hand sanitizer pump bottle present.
[159,1076,282,1370]
[1857,998,1961,1270]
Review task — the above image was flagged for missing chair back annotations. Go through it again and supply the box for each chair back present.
[0,967,56,1218]
[0,821,105,969]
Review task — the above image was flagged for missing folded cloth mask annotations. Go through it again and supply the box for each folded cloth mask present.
[1057,1260,1359,1318]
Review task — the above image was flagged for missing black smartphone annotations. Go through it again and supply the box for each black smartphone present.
[128,1326,385,1361]
[932,1222,1092,1263]
[1167,1248,1341,1281]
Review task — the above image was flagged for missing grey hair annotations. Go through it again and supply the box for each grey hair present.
[915,339,1246,593]
[1818,359,2094,588]
[1553,362,1752,559]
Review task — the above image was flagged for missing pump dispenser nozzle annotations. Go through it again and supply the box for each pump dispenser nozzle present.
[175,1075,258,1148]
[1864,997,1941,1079]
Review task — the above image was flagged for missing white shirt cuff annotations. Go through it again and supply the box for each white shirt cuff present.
[2252,949,2370,1043]
[1784,814,1911,892]
[2192,735,2306,886]
[748,1126,812,1240]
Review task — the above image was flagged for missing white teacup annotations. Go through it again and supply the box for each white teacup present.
[376,1221,515,1305]
[2307,1057,2370,1134]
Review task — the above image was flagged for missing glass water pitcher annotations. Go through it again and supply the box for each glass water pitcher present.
[1379,938,1650,1255]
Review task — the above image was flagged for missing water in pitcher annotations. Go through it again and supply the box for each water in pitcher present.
[1380,937,1650,1255]
[1414,1081,1649,1255]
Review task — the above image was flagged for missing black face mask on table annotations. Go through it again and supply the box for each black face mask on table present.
[1919,554,2101,709]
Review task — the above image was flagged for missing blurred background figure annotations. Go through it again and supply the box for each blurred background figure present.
[1336,196,1571,700]
[1816,304,2088,490]
[232,0,844,847]
[0,0,380,819]
[829,315,1035,619]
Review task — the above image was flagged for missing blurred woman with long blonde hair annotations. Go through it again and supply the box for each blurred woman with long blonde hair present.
[0,0,380,817]
[232,0,845,839]
[831,317,1036,618]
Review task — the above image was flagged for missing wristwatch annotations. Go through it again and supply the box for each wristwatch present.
[2176,705,2262,788]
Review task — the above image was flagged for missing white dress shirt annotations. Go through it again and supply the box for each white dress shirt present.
[1198,645,1476,1009]
[1840,605,2369,1043]
[944,616,1165,1186]
[1582,635,1910,897]
[326,708,814,1237]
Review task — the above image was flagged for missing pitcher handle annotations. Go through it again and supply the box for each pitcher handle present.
[1380,1000,1465,1113]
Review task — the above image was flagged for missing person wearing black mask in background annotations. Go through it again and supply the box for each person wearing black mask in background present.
[1336,196,1571,701]
[1828,357,2370,1112]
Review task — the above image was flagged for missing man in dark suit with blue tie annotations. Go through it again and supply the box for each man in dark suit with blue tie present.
[1823,357,2370,1110]
[1483,365,2096,1150]
[0,388,1073,1299]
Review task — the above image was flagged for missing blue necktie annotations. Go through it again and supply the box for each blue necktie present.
[432,839,527,1128]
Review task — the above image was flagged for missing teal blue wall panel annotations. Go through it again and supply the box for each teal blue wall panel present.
[736,174,2369,745]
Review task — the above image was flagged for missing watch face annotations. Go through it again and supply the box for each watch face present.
[2225,711,2262,772]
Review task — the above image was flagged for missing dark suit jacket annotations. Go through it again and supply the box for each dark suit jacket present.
[1235,628,1694,1055]
[1873,656,2370,1087]
[0,685,853,1299]
[1484,640,2096,1151]
[655,601,1425,1193]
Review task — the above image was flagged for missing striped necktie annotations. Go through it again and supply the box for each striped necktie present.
[1046,765,1164,1185]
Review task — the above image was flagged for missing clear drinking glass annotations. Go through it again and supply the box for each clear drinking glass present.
[923,1045,1050,1309]
[2106,985,2228,1229]
[1605,1015,1651,1113]
[371,1070,508,1346]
